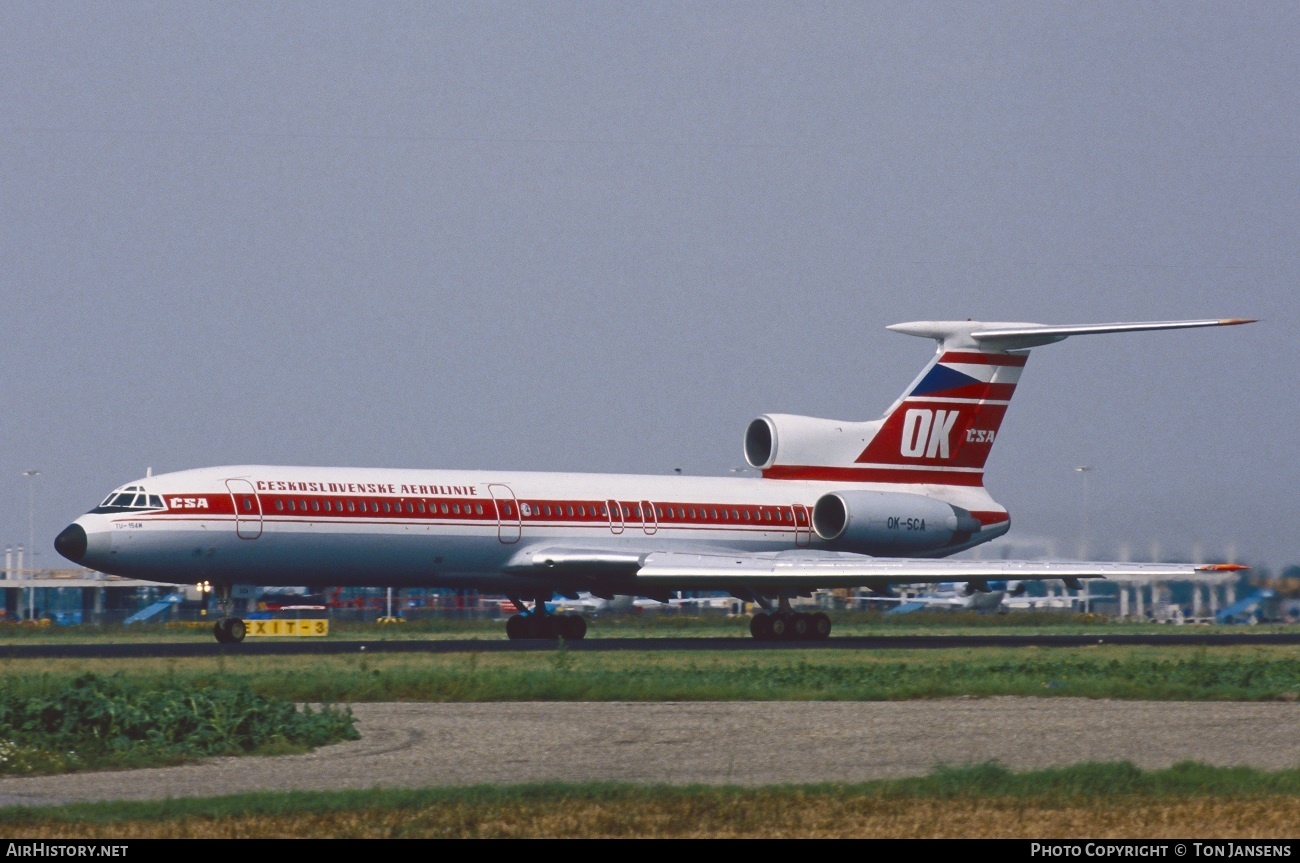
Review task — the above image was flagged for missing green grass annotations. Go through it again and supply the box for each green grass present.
[1,610,1293,643]
[0,674,358,775]
[3,645,1298,703]
[4,761,1299,824]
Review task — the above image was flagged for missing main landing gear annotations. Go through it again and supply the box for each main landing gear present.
[505,595,587,640]
[211,584,247,644]
[748,594,832,642]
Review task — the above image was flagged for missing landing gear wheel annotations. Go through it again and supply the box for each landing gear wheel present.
[749,613,773,641]
[789,613,811,640]
[213,618,246,644]
[506,614,528,640]
[810,612,832,641]
[768,613,788,640]
[560,614,587,641]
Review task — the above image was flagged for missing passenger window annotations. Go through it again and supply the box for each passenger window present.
[418,502,426,513]
[732,509,739,520]
[275,500,284,511]
[475,504,483,515]
[311,500,320,512]
[504,504,513,516]
[578,505,586,517]
[566,505,574,517]
[383,502,391,513]
[743,511,750,521]
[441,503,450,514]
[348,500,356,512]
[721,510,729,520]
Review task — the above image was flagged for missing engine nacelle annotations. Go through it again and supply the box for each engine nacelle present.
[811,490,982,555]
[744,414,883,470]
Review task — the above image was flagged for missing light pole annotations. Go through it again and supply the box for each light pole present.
[22,470,40,620]
[1074,466,1092,559]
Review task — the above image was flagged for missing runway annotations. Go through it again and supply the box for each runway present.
[1,698,1297,807]
[2,632,1298,659]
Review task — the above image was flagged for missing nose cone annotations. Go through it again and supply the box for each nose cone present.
[55,523,88,563]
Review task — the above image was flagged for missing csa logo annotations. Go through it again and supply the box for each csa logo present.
[169,497,210,509]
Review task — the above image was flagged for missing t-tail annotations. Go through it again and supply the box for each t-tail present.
[745,318,1255,486]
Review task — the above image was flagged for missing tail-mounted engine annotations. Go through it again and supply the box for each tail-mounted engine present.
[811,490,982,555]
[744,414,883,471]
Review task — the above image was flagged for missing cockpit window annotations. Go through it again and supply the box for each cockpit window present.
[92,486,167,514]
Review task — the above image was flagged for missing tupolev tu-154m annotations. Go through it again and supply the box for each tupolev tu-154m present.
[55,317,1253,643]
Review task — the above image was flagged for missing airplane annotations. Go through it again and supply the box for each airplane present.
[855,580,1028,613]
[53,317,1254,643]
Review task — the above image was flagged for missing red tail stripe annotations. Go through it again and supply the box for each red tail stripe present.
[939,352,1028,367]
[915,382,1017,401]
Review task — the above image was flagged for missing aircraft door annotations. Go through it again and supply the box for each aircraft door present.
[225,479,263,540]
[641,500,658,535]
[488,484,521,544]
[606,499,625,535]
[792,503,811,547]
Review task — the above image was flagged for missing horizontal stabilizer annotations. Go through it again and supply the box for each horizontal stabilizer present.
[889,318,1255,352]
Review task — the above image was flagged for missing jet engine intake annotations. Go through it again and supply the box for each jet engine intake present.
[811,490,982,555]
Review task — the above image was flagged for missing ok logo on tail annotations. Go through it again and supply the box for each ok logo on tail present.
[900,409,958,458]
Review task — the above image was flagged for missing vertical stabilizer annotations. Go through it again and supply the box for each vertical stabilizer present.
[752,317,1253,485]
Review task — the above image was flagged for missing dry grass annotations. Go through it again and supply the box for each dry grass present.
[8,796,1298,839]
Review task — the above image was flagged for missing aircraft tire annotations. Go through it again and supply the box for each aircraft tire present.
[768,613,788,640]
[505,614,528,640]
[529,615,560,639]
[811,612,832,641]
[560,614,587,641]
[228,618,247,643]
[789,613,811,640]
[213,620,231,644]
[749,613,773,641]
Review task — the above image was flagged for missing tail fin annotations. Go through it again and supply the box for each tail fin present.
[857,318,1254,485]
[752,318,1253,485]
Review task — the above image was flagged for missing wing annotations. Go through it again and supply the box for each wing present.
[506,545,1244,594]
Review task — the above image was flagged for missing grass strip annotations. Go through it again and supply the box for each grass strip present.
[0,674,358,775]
[2,612,1295,643]
[2,763,1299,838]
[3,646,1299,703]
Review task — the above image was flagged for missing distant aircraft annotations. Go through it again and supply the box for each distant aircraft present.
[54,317,1252,643]
[865,580,1085,613]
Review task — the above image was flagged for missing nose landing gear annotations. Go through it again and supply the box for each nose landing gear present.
[211,584,247,644]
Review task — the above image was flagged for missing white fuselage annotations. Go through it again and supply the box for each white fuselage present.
[66,465,1009,594]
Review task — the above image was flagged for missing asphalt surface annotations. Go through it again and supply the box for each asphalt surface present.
[1,698,1297,807]
[4,632,1300,658]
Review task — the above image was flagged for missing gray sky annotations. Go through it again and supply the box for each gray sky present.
[2,2,1296,571]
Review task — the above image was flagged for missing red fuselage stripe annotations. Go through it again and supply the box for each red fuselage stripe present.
[760,465,986,485]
